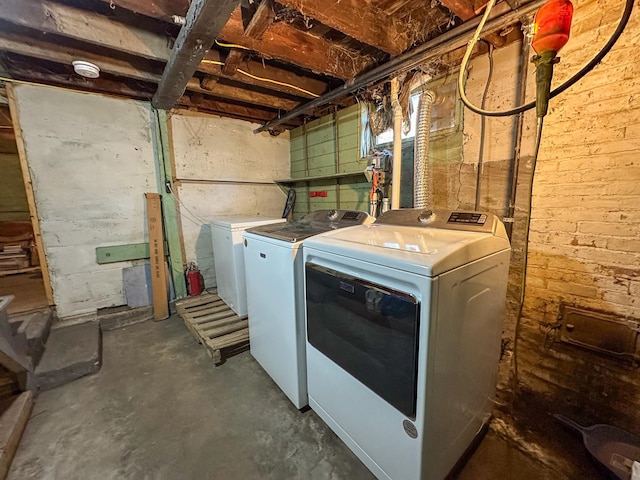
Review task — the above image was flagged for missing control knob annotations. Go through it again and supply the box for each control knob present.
[418,209,435,224]
[327,209,339,221]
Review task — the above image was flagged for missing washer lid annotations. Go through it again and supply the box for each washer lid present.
[245,210,373,242]
[208,216,285,231]
[303,221,510,277]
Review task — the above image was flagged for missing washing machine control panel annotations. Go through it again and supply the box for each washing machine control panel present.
[447,212,488,225]
[376,209,503,235]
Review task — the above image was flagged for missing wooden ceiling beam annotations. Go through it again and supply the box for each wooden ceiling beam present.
[179,96,301,126]
[0,0,328,98]
[190,79,299,111]
[275,0,410,55]
[0,30,162,83]
[2,60,157,100]
[98,0,190,22]
[200,50,327,98]
[220,7,371,79]
[438,0,506,47]
[244,0,276,40]
[223,50,245,75]
[222,0,275,75]
[376,0,414,15]
[3,59,298,126]
[153,0,240,109]
[0,31,300,111]
[0,0,171,62]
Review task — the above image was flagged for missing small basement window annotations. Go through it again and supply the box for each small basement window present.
[375,80,461,146]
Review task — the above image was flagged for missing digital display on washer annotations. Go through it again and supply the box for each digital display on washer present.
[448,212,487,225]
[341,211,361,221]
[305,263,420,418]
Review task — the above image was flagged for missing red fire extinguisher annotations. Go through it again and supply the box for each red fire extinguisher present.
[185,262,204,296]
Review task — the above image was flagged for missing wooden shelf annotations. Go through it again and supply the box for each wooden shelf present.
[0,266,41,277]
[275,172,366,185]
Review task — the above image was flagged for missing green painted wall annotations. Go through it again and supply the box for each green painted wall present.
[289,104,369,217]
[0,153,29,221]
[288,85,464,218]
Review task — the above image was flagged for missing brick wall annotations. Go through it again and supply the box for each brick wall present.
[462,0,640,429]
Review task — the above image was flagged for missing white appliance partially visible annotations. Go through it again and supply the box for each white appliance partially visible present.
[209,216,285,316]
[303,209,511,480]
[243,210,373,409]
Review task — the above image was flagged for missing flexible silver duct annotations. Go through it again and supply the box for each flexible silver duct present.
[413,91,435,209]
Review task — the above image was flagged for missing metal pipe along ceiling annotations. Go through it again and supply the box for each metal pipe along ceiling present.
[253,0,548,134]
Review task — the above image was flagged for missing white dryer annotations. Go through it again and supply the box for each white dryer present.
[303,209,511,480]
[243,210,373,408]
[209,216,285,317]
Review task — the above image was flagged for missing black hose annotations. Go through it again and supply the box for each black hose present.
[461,0,635,117]
[512,116,544,396]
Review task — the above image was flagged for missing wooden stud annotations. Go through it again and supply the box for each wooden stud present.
[6,84,54,307]
[152,110,187,299]
[164,115,188,265]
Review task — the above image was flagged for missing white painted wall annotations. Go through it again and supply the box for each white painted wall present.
[13,85,157,319]
[170,112,289,287]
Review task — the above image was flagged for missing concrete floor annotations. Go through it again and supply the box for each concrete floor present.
[9,317,562,480]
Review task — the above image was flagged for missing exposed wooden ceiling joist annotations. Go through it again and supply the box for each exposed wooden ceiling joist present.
[180,96,301,126]
[3,57,156,100]
[438,0,506,47]
[199,50,327,98]
[99,0,190,23]
[0,31,299,111]
[222,49,245,75]
[191,79,299,111]
[0,30,161,84]
[222,1,275,75]
[245,0,277,39]
[0,0,326,105]
[0,0,171,62]
[220,7,372,79]
[2,53,301,127]
[376,0,414,15]
[152,0,240,109]
[275,0,410,55]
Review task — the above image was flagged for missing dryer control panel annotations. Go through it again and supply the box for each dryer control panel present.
[375,209,506,238]
[447,211,488,225]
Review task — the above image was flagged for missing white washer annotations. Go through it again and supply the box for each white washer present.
[303,209,511,480]
[209,216,285,316]
[243,210,373,408]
